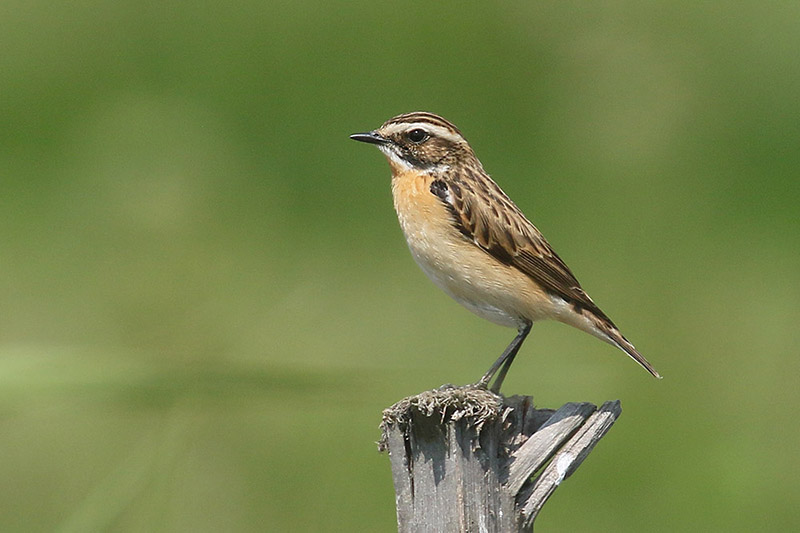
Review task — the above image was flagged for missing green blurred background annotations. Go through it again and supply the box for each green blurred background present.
[2,1,798,531]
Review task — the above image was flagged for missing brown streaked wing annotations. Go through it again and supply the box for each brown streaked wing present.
[441,174,613,324]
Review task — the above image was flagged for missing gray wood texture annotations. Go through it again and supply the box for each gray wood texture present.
[380,385,621,532]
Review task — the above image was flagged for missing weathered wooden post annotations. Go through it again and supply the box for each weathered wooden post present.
[379,384,622,532]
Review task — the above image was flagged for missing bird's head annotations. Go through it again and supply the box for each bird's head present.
[350,112,475,173]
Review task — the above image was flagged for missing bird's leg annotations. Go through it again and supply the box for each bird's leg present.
[476,322,532,393]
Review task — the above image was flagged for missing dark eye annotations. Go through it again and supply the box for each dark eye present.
[407,128,428,143]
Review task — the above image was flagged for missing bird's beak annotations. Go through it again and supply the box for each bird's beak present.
[349,131,390,145]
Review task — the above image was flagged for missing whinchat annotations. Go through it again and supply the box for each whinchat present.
[351,112,660,392]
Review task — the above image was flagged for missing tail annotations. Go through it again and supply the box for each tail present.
[601,326,662,379]
[554,296,662,378]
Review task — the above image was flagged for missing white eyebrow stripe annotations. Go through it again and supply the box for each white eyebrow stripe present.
[381,122,464,144]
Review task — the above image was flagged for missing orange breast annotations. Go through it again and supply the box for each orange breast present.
[391,170,451,242]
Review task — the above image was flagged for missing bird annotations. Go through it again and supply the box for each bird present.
[350,112,660,392]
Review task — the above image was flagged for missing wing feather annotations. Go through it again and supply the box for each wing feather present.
[434,175,613,324]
